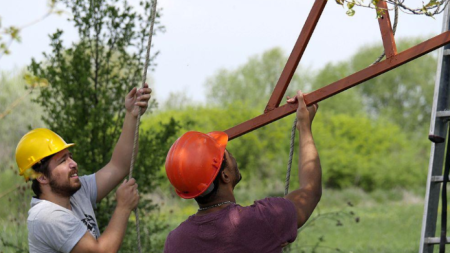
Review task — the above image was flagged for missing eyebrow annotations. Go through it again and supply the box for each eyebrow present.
[57,152,72,162]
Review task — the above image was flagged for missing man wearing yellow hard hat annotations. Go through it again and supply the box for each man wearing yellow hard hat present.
[15,85,152,253]
[164,90,322,252]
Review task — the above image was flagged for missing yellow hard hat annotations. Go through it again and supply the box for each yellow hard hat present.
[15,128,75,181]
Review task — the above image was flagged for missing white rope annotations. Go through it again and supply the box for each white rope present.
[129,0,158,252]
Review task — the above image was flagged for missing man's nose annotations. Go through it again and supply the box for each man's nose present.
[69,158,78,168]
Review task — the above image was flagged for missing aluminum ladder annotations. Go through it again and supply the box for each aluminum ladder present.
[419,5,450,253]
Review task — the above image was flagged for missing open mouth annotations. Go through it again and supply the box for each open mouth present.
[70,173,79,179]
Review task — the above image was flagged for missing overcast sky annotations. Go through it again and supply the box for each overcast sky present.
[0,0,445,102]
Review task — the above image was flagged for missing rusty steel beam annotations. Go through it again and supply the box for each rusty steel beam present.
[225,31,450,140]
[264,0,327,113]
[377,0,397,58]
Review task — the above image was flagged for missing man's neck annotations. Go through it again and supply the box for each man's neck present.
[40,192,72,210]
[196,193,236,215]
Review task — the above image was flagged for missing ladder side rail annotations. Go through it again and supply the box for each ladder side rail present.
[420,5,450,253]
[420,142,447,253]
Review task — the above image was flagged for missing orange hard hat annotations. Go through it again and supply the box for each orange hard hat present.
[165,131,228,199]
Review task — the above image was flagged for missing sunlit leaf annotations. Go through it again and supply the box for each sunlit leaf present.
[347,2,355,9]
[346,9,356,16]
[425,0,439,8]
[23,74,49,88]
[38,78,49,87]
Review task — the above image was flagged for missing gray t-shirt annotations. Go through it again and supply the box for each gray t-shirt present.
[28,174,99,253]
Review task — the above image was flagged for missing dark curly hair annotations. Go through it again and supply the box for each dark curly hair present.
[30,155,54,198]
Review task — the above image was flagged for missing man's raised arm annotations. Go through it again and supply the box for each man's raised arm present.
[285,90,322,228]
[95,84,152,202]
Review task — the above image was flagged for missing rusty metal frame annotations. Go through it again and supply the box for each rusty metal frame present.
[224,0,450,140]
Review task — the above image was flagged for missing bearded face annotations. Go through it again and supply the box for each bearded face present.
[49,173,81,197]
[225,150,242,188]
[47,149,82,197]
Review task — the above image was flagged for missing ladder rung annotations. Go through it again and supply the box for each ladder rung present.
[424,237,450,244]
[431,176,450,183]
[444,49,450,56]
[436,111,450,119]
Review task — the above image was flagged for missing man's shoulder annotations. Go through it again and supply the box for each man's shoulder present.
[72,174,96,199]
[29,199,59,217]
[225,197,297,228]
[28,200,72,223]
[79,174,94,182]
[168,198,294,232]
[78,174,95,190]
[251,197,295,207]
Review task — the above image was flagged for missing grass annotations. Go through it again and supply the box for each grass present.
[0,169,445,253]
[291,200,423,253]
[0,167,30,253]
[159,187,432,253]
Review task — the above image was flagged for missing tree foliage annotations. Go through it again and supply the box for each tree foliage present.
[314,112,427,190]
[335,0,449,17]
[312,38,436,137]
[351,38,437,135]
[205,48,311,109]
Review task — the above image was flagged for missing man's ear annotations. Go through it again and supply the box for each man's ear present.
[36,173,49,185]
[220,169,231,184]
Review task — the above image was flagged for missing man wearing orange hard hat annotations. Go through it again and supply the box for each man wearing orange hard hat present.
[164,90,322,253]
[15,85,152,253]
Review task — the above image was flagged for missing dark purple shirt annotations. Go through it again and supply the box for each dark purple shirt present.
[164,197,298,253]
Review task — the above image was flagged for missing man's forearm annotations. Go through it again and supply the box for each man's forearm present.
[110,112,139,175]
[96,207,132,252]
[298,124,322,199]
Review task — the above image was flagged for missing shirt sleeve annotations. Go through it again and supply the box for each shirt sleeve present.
[255,197,298,244]
[164,231,172,253]
[31,208,87,253]
[79,174,98,207]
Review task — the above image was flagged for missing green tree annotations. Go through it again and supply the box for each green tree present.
[311,61,365,116]
[28,0,175,251]
[351,38,437,136]
[205,47,312,109]
[313,112,427,191]
[314,38,437,136]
